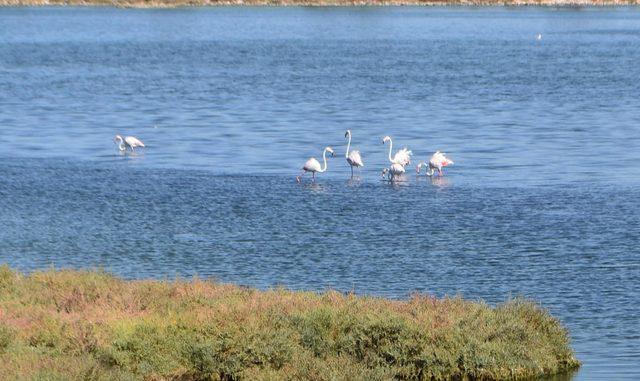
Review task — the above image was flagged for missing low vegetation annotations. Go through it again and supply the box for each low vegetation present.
[0,265,578,380]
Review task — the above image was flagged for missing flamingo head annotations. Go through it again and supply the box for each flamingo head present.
[381,168,389,178]
[326,147,335,157]
[416,162,423,174]
[344,130,351,138]
[382,136,391,144]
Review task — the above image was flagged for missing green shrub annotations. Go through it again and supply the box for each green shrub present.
[0,265,15,291]
[0,268,579,380]
[0,324,13,351]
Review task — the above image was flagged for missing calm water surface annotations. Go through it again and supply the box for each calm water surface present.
[1,7,639,380]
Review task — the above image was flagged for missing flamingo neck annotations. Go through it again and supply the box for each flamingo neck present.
[345,133,351,158]
[319,149,329,172]
[387,139,393,163]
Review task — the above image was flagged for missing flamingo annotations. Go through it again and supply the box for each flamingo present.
[296,147,334,183]
[382,136,412,167]
[344,130,363,178]
[416,151,454,177]
[381,163,405,182]
[114,135,145,152]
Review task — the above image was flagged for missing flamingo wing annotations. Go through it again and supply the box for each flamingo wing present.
[393,148,412,166]
[432,151,453,167]
[442,153,454,166]
[348,150,363,167]
[391,163,405,175]
[125,136,145,148]
[391,152,402,164]
[303,158,321,172]
[429,152,440,165]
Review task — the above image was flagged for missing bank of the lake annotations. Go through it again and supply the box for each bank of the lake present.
[0,0,638,7]
[0,266,578,380]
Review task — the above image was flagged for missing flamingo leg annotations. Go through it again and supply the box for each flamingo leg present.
[350,165,354,178]
[312,172,316,182]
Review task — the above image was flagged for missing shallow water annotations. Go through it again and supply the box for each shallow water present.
[1,6,639,380]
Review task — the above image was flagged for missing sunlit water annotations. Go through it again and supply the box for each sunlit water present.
[1,7,639,380]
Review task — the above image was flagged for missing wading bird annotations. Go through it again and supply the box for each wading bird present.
[344,130,363,178]
[382,136,411,167]
[381,163,406,182]
[416,151,454,177]
[114,135,145,152]
[296,147,334,183]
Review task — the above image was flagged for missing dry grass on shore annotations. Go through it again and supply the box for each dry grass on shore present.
[0,265,578,380]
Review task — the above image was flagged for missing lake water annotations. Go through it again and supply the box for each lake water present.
[1,6,639,380]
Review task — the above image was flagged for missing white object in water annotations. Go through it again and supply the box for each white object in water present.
[114,135,145,152]
[297,147,334,183]
[382,135,412,167]
[382,163,406,182]
[344,130,364,178]
[417,151,454,177]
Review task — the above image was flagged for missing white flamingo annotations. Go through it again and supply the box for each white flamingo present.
[344,130,363,178]
[381,163,405,182]
[382,136,412,167]
[114,135,145,152]
[296,147,334,183]
[416,151,454,177]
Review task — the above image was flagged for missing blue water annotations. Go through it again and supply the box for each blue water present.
[1,7,639,380]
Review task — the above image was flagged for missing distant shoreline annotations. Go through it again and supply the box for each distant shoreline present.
[0,0,638,8]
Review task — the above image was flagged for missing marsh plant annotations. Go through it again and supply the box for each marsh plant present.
[0,266,578,380]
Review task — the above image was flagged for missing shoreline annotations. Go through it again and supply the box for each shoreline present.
[0,266,579,380]
[0,0,638,8]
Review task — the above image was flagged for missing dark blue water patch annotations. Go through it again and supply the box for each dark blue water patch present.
[2,158,636,294]
[1,158,639,380]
